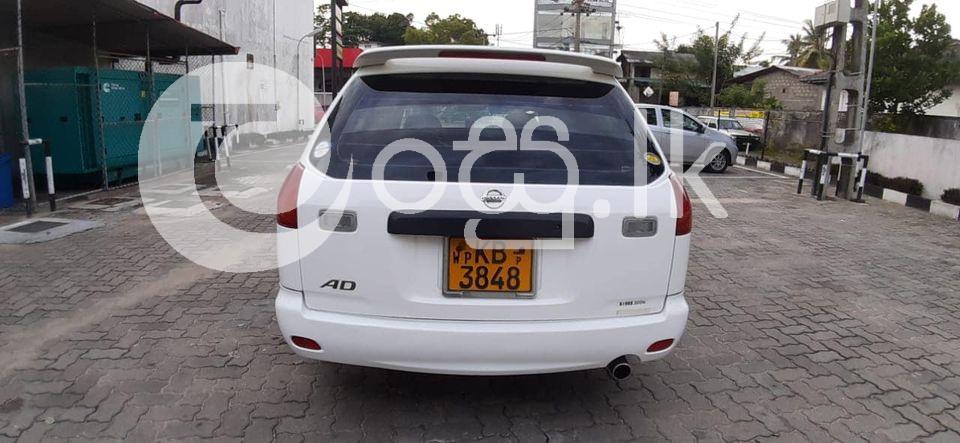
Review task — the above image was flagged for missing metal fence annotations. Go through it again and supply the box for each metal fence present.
[683,107,825,156]
[2,0,245,216]
[20,54,195,192]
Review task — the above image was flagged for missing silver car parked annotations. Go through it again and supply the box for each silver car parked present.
[698,116,765,152]
[637,105,739,173]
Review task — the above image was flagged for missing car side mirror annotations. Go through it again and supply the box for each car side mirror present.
[697,125,706,134]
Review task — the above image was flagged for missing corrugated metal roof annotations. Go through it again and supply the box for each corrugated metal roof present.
[0,0,237,57]
[729,65,825,84]
[617,50,697,65]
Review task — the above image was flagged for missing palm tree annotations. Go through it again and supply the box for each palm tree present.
[778,34,804,65]
[780,20,831,69]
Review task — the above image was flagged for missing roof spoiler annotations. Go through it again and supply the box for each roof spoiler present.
[354,45,622,78]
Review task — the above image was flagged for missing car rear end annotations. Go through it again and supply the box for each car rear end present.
[719,118,763,151]
[275,46,691,376]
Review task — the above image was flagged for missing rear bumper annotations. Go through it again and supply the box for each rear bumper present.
[275,288,689,376]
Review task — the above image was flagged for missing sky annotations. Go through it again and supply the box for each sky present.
[321,0,960,62]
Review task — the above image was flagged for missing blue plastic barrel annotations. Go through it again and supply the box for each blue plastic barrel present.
[0,153,13,209]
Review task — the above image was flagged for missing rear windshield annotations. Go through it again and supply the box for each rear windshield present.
[314,73,664,186]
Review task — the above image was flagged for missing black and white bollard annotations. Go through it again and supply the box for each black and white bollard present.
[817,157,830,201]
[41,140,56,212]
[854,155,869,203]
[797,159,808,194]
[18,146,32,217]
[220,125,232,169]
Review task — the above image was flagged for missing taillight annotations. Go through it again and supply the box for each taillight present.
[669,174,692,236]
[277,163,305,229]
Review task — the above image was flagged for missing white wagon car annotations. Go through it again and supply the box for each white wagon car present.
[275,46,691,379]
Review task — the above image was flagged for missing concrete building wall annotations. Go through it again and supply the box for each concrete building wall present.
[139,0,315,133]
[863,130,960,200]
[751,71,825,112]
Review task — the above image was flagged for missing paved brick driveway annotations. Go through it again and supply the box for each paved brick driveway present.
[1,165,959,442]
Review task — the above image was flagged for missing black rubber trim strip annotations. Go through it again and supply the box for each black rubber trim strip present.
[387,211,594,239]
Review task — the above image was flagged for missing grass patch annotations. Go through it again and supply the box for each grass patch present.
[748,143,807,166]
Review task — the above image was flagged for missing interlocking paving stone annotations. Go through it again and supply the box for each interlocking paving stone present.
[1,167,959,441]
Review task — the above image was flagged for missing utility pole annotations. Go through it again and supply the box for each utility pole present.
[574,11,582,52]
[614,20,622,55]
[488,24,503,47]
[563,0,596,53]
[329,0,348,95]
[15,0,37,214]
[814,0,871,200]
[658,43,668,104]
[855,0,881,156]
[709,21,720,109]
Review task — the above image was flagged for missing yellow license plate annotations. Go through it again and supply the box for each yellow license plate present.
[446,238,534,293]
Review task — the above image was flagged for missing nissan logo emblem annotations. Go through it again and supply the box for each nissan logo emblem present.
[481,190,506,209]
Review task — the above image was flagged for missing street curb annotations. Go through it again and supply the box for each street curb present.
[737,155,960,222]
[736,156,805,177]
[862,184,960,221]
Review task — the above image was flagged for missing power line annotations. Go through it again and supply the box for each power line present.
[615,3,803,60]
[620,1,804,26]
[617,2,804,31]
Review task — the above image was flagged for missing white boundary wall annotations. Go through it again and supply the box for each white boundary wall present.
[862,131,960,200]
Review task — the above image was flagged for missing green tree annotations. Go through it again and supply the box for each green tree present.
[314,4,331,44]
[778,20,830,69]
[403,13,489,45]
[870,0,960,114]
[315,6,412,47]
[652,34,702,106]
[716,80,782,109]
[779,34,804,65]
[342,11,412,46]
[658,16,764,105]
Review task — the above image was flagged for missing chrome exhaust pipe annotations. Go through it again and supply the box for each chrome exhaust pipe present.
[606,356,632,381]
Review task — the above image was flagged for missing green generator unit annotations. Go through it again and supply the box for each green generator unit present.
[25,67,201,186]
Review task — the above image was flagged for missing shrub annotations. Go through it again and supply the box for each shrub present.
[866,172,924,196]
[870,114,909,134]
[942,188,960,206]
